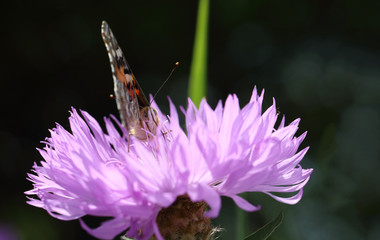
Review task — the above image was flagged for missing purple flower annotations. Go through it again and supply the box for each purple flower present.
[26,87,312,240]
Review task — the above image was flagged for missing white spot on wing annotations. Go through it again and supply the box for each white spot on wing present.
[116,48,123,56]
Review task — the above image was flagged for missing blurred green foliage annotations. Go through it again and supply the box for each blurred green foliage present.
[1,0,379,239]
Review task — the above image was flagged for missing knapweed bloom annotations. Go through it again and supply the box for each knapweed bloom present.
[26,87,312,240]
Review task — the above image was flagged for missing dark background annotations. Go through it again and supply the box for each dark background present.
[1,0,379,239]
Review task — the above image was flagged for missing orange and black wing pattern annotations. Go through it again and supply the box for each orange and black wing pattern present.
[101,21,150,131]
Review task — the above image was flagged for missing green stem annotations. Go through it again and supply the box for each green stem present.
[188,0,209,106]
[236,201,248,239]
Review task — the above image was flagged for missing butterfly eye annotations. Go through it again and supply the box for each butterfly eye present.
[152,108,158,117]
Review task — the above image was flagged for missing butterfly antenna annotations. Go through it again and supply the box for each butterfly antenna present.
[151,62,179,105]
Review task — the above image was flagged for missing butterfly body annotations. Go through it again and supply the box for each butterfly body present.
[101,21,158,140]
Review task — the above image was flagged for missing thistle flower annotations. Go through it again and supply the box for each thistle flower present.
[26,87,312,240]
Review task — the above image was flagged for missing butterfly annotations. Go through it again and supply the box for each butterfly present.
[101,21,159,140]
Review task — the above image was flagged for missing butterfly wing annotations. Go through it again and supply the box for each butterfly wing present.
[101,21,150,131]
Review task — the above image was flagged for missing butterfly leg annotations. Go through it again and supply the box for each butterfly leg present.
[127,131,131,152]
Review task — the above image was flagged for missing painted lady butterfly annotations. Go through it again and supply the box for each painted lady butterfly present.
[101,21,159,140]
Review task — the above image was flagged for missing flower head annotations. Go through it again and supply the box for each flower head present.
[26,87,312,240]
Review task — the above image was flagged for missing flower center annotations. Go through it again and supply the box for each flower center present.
[152,195,215,240]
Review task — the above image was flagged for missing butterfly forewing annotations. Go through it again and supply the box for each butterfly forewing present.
[101,21,158,140]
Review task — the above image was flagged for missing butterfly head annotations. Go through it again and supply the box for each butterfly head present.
[131,106,159,140]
